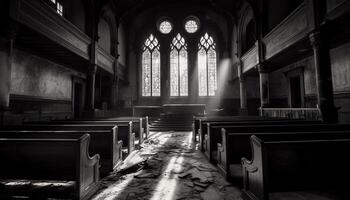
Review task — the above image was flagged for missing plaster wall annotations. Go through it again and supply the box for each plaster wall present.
[10,49,72,100]
[118,24,127,66]
[98,19,112,54]
[331,43,350,93]
[327,0,347,12]
[268,57,317,107]
[331,42,350,123]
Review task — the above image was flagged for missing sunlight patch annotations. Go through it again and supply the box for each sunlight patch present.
[150,155,184,200]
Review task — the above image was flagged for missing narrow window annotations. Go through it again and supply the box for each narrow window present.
[142,34,161,97]
[170,33,188,97]
[198,33,217,96]
[57,2,63,16]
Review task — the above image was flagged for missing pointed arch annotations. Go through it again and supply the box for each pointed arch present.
[198,33,217,96]
[170,33,188,97]
[142,34,161,97]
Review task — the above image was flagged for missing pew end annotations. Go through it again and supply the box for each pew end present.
[0,134,100,200]
[241,135,265,200]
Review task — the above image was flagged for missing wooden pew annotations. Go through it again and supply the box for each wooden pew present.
[1,125,122,176]
[64,116,149,143]
[101,116,149,143]
[193,116,268,142]
[242,134,350,200]
[203,120,319,162]
[218,123,350,182]
[26,120,135,154]
[197,116,294,151]
[0,134,99,200]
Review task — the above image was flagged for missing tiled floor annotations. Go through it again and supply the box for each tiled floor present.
[91,131,243,200]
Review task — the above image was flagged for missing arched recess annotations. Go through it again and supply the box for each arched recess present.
[98,6,118,56]
[67,0,86,32]
[265,0,303,33]
[48,0,87,32]
[238,4,257,56]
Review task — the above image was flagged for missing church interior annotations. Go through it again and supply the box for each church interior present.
[1,0,350,199]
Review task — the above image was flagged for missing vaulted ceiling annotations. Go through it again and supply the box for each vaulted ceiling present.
[112,0,241,20]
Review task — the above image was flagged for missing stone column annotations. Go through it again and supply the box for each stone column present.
[258,64,269,108]
[309,31,338,123]
[239,76,248,115]
[85,64,97,111]
[111,75,119,110]
[237,60,248,115]
[84,18,98,116]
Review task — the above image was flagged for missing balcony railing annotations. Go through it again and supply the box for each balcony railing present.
[259,107,322,121]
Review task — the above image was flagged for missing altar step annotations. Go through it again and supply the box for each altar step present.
[149,113,193,131]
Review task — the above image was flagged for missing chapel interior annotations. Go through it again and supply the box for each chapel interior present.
[0,0,350,199]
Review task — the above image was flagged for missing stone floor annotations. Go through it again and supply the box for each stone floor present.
[91,131,243,200]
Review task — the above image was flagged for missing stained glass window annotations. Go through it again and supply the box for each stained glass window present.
[142,34,161,97]
[159,21,172,34]
[57,2,63,16]
[170,33,188,96]
[185,19,199,33]
[198,33,217,96]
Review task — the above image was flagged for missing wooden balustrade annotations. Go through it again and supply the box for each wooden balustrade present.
[259,107,322,121]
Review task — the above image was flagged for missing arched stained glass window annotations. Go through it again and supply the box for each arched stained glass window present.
[142,34,161,97]
[198,33,217,96]
[170,33,188,97]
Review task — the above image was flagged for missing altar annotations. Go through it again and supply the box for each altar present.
[133,104,206,117]
[162,104,206,115]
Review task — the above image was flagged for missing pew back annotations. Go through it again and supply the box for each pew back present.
[217,124,350,181]
[25,121,135,154]
[242,134,350,200]
[202,120,320,161]
[0,127,121,175]
[0,134,99,200]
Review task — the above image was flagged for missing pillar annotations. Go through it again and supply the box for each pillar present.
[258,64,269,108]
[111,75,119,109]
[309,31,338,123]
[85,64,97,111]
[237,60,248,115]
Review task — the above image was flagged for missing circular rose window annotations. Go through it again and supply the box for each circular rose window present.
[159,20,172,34]
[185,17,199,33]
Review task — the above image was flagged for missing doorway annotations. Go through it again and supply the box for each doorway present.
[289,76,304,108]
[285,67,305,108]
[74,82,83,118]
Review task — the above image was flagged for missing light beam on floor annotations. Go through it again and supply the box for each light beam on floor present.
[149,155,185,200]
[91,175,134,200]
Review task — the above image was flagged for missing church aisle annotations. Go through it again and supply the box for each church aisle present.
[91,131,243,200]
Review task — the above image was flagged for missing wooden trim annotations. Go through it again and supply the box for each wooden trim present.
[97,45,115,74]
[334,91,350,98]
[263,3,309,60]
[264,3,306,40]
[10,94,71,103]
[326,0,350,21]
[9,0,91,60]
[241,45,258,73]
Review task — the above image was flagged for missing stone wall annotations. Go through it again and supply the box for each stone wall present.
[331,42,350,123]
[11,50,72,99]
[4,49,75,124]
